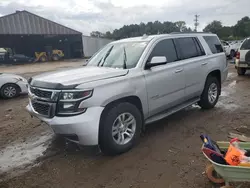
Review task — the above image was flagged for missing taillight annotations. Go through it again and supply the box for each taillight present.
[236,51,240,59]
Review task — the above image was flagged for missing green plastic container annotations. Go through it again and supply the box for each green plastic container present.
[202,142,250,187]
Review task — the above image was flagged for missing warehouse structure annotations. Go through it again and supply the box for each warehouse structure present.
[0,10,83,59]
[0,10,113,63]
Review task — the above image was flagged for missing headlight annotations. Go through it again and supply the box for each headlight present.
[59,90,92,101]
[57,90,93,116]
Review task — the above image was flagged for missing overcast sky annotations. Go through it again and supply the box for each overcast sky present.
[0,0,250,35]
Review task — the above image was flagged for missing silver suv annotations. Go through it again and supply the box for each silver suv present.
[27,33,228,155]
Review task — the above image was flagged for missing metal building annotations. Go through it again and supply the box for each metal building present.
[0,10,83,60]
[82,36,113,57]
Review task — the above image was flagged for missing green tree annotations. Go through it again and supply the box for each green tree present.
[203,20,223,34]
[90,31,105,38]
[233,16,250,38]
[175,21,187,32]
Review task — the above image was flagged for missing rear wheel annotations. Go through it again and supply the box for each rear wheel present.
[99,102,142,155]
[237,67,246,76]
[198,76,220,109]
[40,55,47,62]
[0,83,20,99]
[230,50,235,59]
[52,54,59,61]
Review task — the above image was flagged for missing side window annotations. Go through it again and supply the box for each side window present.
[203,36,224,54]
[175,37,200,59]
[240,39,250,50]
[193,38,206,56]
[148,39,178,63]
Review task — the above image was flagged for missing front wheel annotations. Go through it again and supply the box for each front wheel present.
[0,83,20,99]
[237,67,246,76]
[99,102,142,155]
[198,76,220,109]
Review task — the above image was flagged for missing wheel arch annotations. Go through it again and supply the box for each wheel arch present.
[206,69,221,94]
[99,96,144,143]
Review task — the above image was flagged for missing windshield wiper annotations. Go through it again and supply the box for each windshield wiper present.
[123,46,127,69]
[98,46,113,67]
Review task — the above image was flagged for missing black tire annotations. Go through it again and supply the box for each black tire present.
[0,83,20,99]
[245,51,250,62]
[237,67,246,76]
[40,55,47,62]
[198,76,220,109]
[99,102,142,155]
[230,50,235,59]
[52,54,59,61]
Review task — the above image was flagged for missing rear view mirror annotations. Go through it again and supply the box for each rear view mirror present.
[146,56,167,68]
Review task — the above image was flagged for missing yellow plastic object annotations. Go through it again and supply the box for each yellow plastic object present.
[239,163,250,167]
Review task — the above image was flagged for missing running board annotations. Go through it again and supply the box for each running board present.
[145,98,200,125]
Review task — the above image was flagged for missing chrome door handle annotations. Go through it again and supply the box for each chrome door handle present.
[175,68,183,73]
[201,62,208,65]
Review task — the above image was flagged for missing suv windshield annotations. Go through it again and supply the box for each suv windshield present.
[87,41,148,69]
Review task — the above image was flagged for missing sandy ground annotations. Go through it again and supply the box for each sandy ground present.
[1,62,250,188]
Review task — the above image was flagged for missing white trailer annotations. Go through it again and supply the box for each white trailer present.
[82,36,113,57]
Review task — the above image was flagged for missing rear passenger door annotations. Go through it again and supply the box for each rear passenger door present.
[174,37,207,100]
[144,39,185,116]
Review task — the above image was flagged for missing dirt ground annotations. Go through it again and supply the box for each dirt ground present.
[1,62,250,188]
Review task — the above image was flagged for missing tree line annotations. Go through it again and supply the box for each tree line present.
[203,17,250,40]
[90,21,192,40]
[90,16,250,40]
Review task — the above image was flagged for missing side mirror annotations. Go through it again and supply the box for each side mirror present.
[146,56,167,68]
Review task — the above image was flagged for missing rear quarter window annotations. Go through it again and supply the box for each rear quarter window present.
[175,37,204,59]
[240,39,250,50]
[203,36,224,54]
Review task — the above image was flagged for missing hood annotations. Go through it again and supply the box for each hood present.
[0,73,26,81]
[29,66,129,89]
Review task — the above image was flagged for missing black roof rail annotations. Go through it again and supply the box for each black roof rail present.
[170,32,212,34]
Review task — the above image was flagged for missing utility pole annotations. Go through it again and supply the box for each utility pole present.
[194,14,200,32]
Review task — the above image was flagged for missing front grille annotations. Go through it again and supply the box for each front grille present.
[32,101,50,116]
[30,87,52,99]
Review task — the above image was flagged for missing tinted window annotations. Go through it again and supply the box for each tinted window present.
[176,37,200,59]
[203,36,223,54]
[193,38,206,56]
[148,39,178,63]
[240,39,250,50]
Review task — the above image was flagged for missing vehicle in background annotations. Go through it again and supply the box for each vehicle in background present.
[34,49,64,62]
[221,40,241,59]
[235,37,250,75]
[26,33,228,155]
[0,48,6,62]
[0,73,28,98]
[10,54,34,63]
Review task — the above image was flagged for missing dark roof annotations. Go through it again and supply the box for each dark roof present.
[0,10,82,35]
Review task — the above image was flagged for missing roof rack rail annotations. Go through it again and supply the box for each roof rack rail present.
[170,32,212,34]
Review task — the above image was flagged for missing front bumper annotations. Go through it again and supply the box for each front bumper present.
[26,104,104,145]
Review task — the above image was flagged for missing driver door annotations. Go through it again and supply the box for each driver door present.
[143,39,185,117]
